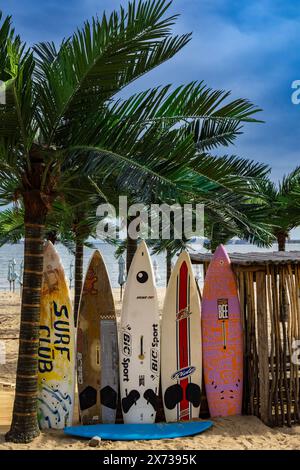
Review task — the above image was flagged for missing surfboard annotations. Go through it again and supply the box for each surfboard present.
[64,420,213,440]
[161,251,202,423]
[119,240,160,424]
[38,241,75,429]
[77,250,118,424]
[202,244,243,417]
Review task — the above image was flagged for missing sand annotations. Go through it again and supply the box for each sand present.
[1,291,300,450]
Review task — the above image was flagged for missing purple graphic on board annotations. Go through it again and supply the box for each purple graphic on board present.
[202,245,243,417]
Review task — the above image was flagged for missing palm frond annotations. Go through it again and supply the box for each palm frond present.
[0,14,36,154]
[0,206,24,245]
[33,0,190,145]
[279,166,300,196]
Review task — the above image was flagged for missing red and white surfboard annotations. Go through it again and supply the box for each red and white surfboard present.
[161,251,202,422]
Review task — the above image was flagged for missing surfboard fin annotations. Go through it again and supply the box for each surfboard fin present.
[122,390,140,414]
[143,389,159,411]
[100,386,117,410]
[186,383,201,407]
[79,386,97,411]
[164,384,183,410]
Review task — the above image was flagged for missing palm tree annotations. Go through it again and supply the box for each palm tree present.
[149,174,274,282]
[115,147,273,279]
[204,201,275,252]
[0,203,74,247]
[0,1,265,443]
[255,168,300,251]
[0,201,97,318]
[87,85,264,270]
[63,77,265,306]
[0,206,24,245]
[0,1,194,442]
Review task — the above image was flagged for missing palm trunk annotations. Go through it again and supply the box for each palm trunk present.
[210,237,219,253]
[46,230,57,245]
[277,231,288,322]
[6,213,46,442]
[166,249,172,286]
[126,217,138,274]
[127,236,137,274]
[74,238,84,326]
[6,147,54,443]
[211,244,217,253]
[277,232,287,251]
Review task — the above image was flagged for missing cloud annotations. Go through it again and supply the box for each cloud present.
[2,0,300,180]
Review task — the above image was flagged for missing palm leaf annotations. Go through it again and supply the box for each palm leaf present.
[0,206,24,245]
[0,14,36,153]
[33,0,190,145]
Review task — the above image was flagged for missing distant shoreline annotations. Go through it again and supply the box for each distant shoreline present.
[8,238,300,245]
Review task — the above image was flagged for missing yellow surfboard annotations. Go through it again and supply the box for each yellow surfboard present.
[38,241,75,429]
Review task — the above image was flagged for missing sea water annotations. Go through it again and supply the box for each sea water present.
[0,241,299,290]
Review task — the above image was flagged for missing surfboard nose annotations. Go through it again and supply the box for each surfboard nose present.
[213,244,230,265]
[138,239,148,256]
[91,249,101,260]
[176,250,195,271]
[177,250,189,263]
[131,240,154,284]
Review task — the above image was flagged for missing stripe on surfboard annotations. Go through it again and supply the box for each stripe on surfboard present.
[179,261,189,421]
[176,274,179,421]
[187,273,192,419]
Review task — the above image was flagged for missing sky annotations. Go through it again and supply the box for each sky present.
[2,0,300,182]
[2,0,300,239]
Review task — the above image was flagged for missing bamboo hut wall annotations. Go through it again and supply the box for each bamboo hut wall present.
[198,259,300,427]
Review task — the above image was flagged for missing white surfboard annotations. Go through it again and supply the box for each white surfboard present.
[38,242,76,429]
[161,251,202,422]
[119,240,160,424]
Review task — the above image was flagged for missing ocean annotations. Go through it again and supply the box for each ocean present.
[1,240,299,291]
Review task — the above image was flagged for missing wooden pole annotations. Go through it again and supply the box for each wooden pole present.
[295,266,300,423]
[237,271,248,414]
[256,271,269,425]
[270,266,280,425]
[296,266,300,423]
[286,265,300,423]
[280,267,291,426]
[267,265,276,426]
[246,270,258,416]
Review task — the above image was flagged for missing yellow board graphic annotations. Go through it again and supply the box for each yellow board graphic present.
[38,242,75,429]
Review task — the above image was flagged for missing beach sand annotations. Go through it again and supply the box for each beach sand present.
[1,291,300,450]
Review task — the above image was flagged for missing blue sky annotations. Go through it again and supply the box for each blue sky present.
[2,0,300,182]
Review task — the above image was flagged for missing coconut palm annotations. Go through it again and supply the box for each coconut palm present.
[255,168,300,251]
[86,98,266,271]
[203,199,275,252]
[0,200,98,315]
[0,1,196,442]
[91,135,271,274]
[0,206,24,245]
[0,201,96,253]
[0,1,265,443]
[148,181,274,283]
[113,147,272,279]
[61,76,265,312]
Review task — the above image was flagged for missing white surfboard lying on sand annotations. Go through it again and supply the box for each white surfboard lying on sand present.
[119,240,160,424]
[161,251,202,422]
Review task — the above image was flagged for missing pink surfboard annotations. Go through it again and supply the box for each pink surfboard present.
[202,245,243,417]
